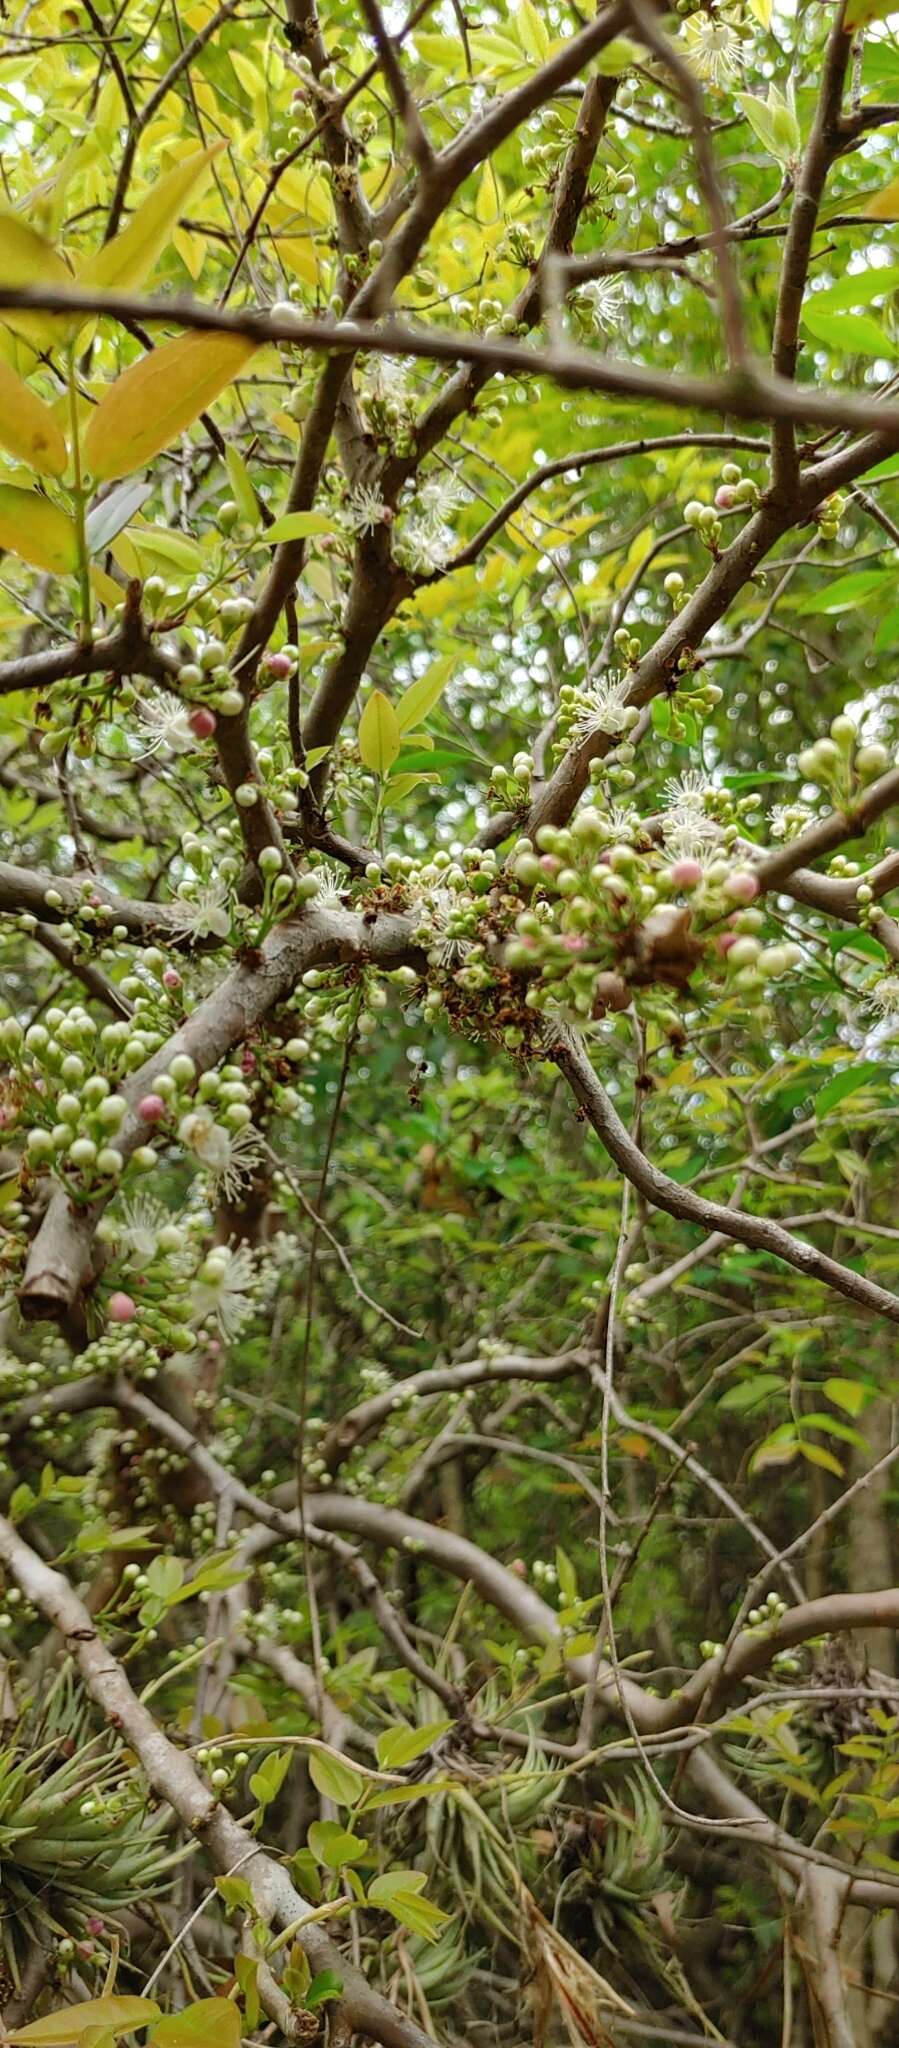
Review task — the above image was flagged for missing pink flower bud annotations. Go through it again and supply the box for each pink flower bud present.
[108,1291,136,1324]
[539,854,560,875]
[715,485,736,510]
[137,1094,166,1123]
[561,934,588,952]
[509,1559,527,1578]
[163,967,181,990]
[86,1918,105,1936]
[670,858,703,888]
[264,652,293,678]
[189,707,217,740]
[241,1049,257,1073]
[716,931,738,955]
[725,869,760,904]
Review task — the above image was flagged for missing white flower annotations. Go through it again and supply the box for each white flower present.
[417,471,466,521]
[191,1243,256,1340]
[598,802,641,842]
[394,515,454,576]
[361,355,412,407]
[179,1108,263,1201]
[342,483,391,536]
[309,861,349,909]
[570,672,635,741]
[169,880,231,944]
[661,827,723,873]
[423,887,475,968]
[580,277,626,337]
[683,14,742,87]
[663,770,713,816]
[115,1195,173,1261]
[868,975,899,1018]
[768,801,814,843]
[135,690,194,757]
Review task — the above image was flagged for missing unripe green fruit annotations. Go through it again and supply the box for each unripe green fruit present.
[856,742,889,777]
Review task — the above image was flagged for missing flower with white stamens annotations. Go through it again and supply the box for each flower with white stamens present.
[135,691,195,757]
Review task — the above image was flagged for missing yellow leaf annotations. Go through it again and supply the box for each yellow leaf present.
[358,689,400,775]
[0,213,73,351]
[475,163,502,226]
[271,236,320,288]
[516,0,550,61]
[230,49,264,100]
[77,144,225,296]
[90,563,124,609]
[10,1998,160,2044]
[172,225,206,283]
[0,485,78,573]
[863,177,899,221]
[83,332,258,482]
[0,361,67,477]
[747,0,772,24]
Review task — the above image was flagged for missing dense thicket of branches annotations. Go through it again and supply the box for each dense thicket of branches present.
[3,0,899,2042]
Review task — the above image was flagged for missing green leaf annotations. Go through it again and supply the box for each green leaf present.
[366,1871,450,1942]
[308,1750,366,1808]
[807,265,899,315]
[823,1376,868,1417]
[306,1820,369,1868]
[234,1956,259,2033]
[86,479,151,555]
[304,1971,343,2011]
[873,603,899,652]
[376,1721,450,1769]
[224,444,259,525]
[795,569,889,615]
[801,306,893,356]
[358,689,401,776]
[719,1374,787,1412]
[215,1875,254,1912]
[11,2000,161,2044]
[382,772,440,807]
[150,2002,239,2048]
[144,1554,185,1601]
[9,1484,35,1523]
[249,1749,292,1810]
[395,655,453,733]
[815,1063,886,1115]
[554,1545,578,1604]
[259,511,335,543]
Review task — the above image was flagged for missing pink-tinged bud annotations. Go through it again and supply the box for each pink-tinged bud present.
[670,858,703,888]
[264,652,293,678]
[163,967,181,990]
[189,707,217,740]
[86,1918,105,1936]
[0,1105,16,1128]
[539,854,560,875]
[561,933,588,952]
[108,1291,136,1324]
[137,1094,166,1123]
[715,485,736,510]
[241,1049,257,1073]
[725,869,760,904]
[509,1558,527,1578]
[716,930,738,955]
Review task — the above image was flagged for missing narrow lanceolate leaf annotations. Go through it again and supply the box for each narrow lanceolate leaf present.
[0,213,73,350]
[0,485,78,574]
[0,360,67,476]
[358,689,401,775]
[83,333,259,482]
[77,145,226,295]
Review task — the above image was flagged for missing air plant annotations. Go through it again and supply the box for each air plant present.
[0,1669,185,1987]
